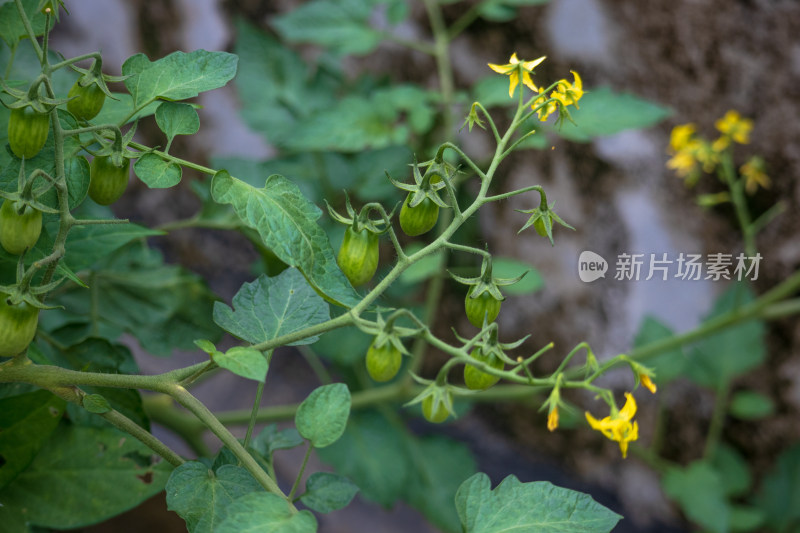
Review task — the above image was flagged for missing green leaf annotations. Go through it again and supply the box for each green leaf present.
[662,461,729,533]
[300,472,359,513]
[756,444,800,532]
[729,506,765,532]
[272,0,382,56]
[61,222,164,272]
[686,283,765,388]
[82,393,112,414]
[210,171,361,307]
[478,0,550,22]
[214,346,268,382]
[0,0,54,47]
[0,390,65,490]
[295,383,351,448]
[404,436,477,532]
[632,316,686,384]
[711,444,751,498]
[165,461,263,533]
[215,492,318,533]
[284,87,435,152]
[729,390,774,420]
[134,153,182,188]
[492,257,543,295]
[122,50,238,106]
[233,21,337,146]
[65,155,91,210]
[0,424,171,529]
[456,473,621,533]
[552,87,672,142]
[318,410,410,507]
[155,101,200,142]
[213,269,330,346]
[53,244,222,356]
[251,425,304,458]
[92,93,161,126]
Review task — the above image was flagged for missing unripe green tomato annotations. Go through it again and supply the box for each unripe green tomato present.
[0,292,39,357]
[464,348,504,390]
[67,81,106,121]
[533,217,548,237]
[422,395,449,423]
[399,194,439,237]
[0,200,42,255]
[365,341,402,382]
[8,106,50,159]
[337,227,379,286]
[464,287,501,328]
[89,155,129,205]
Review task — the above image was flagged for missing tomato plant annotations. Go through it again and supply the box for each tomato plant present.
[7,106,50,160]
[399,194,439,236]
[67,80,106,121]
[422,394,450,423]
[337,226,379,287]
[0,200,42,255]
[89,155,129,205]
[365,341,402,382]
[464,287,502,327]
[0,292,39,357]
[463,348,503,390]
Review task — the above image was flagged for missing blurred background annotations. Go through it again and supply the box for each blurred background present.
[42,0,800,531]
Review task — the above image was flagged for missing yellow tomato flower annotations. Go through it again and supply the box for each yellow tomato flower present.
[585,393,639,458]
[666,148,698,178]
[532,87,558,121]
[669,123,696,152]
[555,71,584,108]
[741,156,770,194]
[547,406,559,432]
[715,110,753,144]
[640,374,657,394]
[488,53,546,98]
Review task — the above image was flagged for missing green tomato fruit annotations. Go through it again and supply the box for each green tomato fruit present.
[337,226,379,286]
[533,217,548,237]
[89,155,129,205]
[8,106,50,159]
[463,348,504,390]
[365,341,402,382]
[0,293,39,357]
[0,200,42,255]
[399,194,439,236]
[464,287,502,328]
[67,81,106,121]
[422,395,450,423]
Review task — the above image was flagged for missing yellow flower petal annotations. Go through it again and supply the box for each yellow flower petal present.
[547,407,559,432]
[618,392,637,420]
[640,374,657,394]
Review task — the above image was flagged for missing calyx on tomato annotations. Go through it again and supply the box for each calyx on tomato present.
[387,156,452,237]
[515,193,575,245]
[450,254,525,328]
[66,58,122,122]
[0,283,56,358]
[463,347,504,390]
[327,193,392,287]
[0,161,59,255]
[0,200,43,255]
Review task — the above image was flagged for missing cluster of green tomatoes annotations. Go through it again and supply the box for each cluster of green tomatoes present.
[1,67,131,358]
[332,160,520,423]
